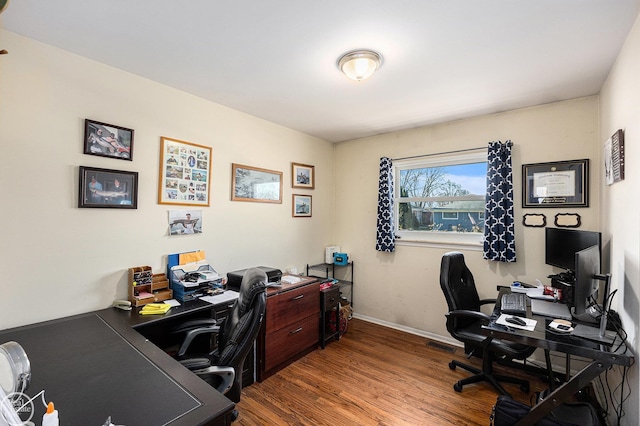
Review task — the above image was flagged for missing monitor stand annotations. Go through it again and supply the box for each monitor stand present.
[571,323,616,346]
[571,305,600,324]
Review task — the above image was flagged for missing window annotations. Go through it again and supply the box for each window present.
[394,150,487,247]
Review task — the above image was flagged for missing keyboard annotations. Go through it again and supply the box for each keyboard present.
[501,293,527,315]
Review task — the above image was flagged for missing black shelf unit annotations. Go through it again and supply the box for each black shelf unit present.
[306,261,354,308]
[320,286,341,348]
[307,261,354,349]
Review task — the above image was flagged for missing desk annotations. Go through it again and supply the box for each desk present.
[484,289,633,425]
[0,308,235,425]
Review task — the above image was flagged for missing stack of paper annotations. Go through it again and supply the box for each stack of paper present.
[140,303,171,315]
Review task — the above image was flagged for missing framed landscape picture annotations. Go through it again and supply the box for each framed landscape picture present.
[291,162,315,189]
[79,166,138,209]
[292,194,312,217]
[231,163,282,203]
[84,119,134,160]
[158,137,212,206]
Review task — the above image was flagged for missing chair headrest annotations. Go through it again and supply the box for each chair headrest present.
[238,268,267,315]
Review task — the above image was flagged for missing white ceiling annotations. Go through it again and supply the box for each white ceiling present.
[2,1,638,142]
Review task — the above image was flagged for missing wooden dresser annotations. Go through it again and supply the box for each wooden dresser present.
[257,276,319,381]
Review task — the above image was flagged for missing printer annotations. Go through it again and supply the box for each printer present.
[227,266,282,291]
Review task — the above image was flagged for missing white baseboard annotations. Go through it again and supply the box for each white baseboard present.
[351,313,585,376]
[352,313,463,349]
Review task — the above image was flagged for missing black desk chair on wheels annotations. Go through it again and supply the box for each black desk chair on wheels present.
[172,268,267,420]
[439,251,535,396]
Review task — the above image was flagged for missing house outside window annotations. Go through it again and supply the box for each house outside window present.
[394,151,487,247]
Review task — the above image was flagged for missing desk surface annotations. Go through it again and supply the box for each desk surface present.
[486,289,632,364]
[484,288,633,426]
[0,309,234,426]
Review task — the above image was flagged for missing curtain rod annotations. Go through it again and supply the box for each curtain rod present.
[392,146,485,161]
[391,141,512,161]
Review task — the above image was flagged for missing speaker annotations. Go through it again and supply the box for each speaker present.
[333,253,349,266]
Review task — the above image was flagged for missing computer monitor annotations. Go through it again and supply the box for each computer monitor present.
[572,245,602,324]
[545,228,602,276]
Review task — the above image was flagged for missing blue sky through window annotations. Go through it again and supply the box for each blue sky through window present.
[442,162,487,196]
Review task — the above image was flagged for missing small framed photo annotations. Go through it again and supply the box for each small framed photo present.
[79,166,138,209]
[232,163,283,203]
[292,194,312,217]
[292,162,315,189]
[158,137,212,206]
[522,159,589,208]
[84,119,134,160]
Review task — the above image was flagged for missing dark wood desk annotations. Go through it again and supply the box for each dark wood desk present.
[484,289,633,425]
[0,308,235,425]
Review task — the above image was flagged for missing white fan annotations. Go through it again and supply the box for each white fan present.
[0,341,30,425]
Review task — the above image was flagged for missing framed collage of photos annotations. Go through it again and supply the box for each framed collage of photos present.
[158,137,212,206]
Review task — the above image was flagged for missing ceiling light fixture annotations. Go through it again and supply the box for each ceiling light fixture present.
[338,50,383,82]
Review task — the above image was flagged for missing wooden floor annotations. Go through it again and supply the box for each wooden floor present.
[235,318,549,425]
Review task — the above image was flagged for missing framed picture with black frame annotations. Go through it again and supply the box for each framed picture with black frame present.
[79,166,138,209]
[522,159,589,208]
[83,119,134,160]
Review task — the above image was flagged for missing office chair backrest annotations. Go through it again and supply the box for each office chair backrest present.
[217,268,267,367]
[440,252,481,329]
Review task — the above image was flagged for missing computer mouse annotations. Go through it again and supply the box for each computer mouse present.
[506,316,527,326]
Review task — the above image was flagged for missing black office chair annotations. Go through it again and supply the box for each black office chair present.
[440,251,535,396]
[173,268,267,407]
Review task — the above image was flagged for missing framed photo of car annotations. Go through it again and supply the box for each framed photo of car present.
[83,119,134,160]
[291,162,314,189]
[79,166,138,209]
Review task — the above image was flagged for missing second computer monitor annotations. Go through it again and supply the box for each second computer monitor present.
[572,245,601,323]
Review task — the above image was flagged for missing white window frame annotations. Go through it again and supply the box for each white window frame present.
[393,150,486,249]
[441,212,459,220]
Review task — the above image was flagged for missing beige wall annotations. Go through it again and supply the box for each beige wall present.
[599,14,640,426]
[334,97,601,339]
[0,30,336,329]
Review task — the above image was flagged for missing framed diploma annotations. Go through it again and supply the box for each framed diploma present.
[522,159,589,208]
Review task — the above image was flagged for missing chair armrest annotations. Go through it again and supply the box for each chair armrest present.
[171,318,218,334]
[479,298,497,306]
[191,365,235,395]
[446,309,491,324]
[177,324,220,357]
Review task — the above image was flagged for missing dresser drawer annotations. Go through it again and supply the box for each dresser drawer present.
[265,314,319,372]
[266,283,320,332]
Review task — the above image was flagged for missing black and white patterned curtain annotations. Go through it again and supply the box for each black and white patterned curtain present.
[484,141,516,262]
[376,157,395,252]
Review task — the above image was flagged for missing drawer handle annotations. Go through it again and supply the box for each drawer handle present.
[289,327,303,334]
[291,294,305,301]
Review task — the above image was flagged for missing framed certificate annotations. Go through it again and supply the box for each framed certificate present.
[522,159,589,208]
